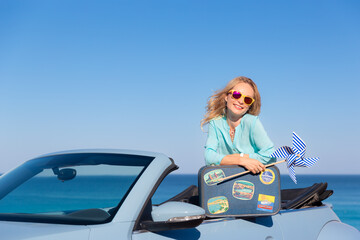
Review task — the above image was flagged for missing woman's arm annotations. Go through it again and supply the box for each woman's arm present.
[221,154,265,174]
[204,122,226,165]
[248,118,276,164]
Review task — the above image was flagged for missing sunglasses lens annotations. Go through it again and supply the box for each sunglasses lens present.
[232,91,242,99]
[244,97,253,105]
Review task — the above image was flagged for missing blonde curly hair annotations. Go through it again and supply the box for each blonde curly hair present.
[201,76,261,128]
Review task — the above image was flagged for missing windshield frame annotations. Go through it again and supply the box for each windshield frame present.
[0,152,154,225]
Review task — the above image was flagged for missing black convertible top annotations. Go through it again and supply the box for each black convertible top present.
[161,182,333,211]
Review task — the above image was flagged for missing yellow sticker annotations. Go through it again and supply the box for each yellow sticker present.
[257,194,275,212]
[259,169,275,185]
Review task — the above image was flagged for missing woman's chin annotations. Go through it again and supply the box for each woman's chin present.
[228,108,247,118]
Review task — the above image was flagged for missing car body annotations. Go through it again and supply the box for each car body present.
[0,149,358,240]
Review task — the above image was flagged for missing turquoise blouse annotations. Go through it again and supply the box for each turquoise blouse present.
[205,114,276,165]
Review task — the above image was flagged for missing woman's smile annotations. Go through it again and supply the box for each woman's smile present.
[233,103,244,110]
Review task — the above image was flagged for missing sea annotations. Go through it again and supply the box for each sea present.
[0,173,358,230]
[152,174,360,230]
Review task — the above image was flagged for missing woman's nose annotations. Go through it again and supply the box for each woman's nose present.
[236,97,244,104]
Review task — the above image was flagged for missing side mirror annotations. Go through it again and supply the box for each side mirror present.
[140,201,205,232]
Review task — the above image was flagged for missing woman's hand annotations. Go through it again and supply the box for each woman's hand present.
[238,157,265,174]
[221,154,265,174]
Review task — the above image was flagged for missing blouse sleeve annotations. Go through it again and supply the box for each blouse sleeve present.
[248,118,276,164]
[204,121,226,166]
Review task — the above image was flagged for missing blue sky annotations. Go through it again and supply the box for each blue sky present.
[1,0,359,175]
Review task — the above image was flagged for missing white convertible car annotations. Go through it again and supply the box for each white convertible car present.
[0,149,358,239]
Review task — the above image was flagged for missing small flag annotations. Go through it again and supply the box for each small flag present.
[271,132,319,184]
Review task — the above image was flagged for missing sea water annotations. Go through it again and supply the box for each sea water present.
[152,174,360,230]
[0,173,358,230]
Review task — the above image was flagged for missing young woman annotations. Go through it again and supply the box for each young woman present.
[201,76,275,174]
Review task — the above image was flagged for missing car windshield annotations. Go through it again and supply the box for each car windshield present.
[0,153,153,225]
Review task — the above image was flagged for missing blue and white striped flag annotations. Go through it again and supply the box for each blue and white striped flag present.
[271,132,319,184]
